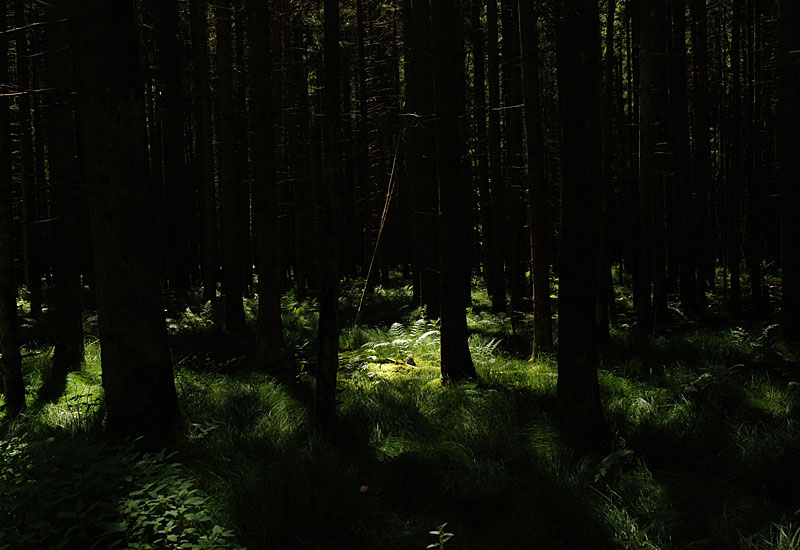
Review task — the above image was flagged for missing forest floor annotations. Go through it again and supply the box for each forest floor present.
[2,275,800,549]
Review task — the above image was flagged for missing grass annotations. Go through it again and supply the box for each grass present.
[1,280,799,549]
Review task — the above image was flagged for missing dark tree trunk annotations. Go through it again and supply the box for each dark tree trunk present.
[472,0,494,306]
[500,0,528,315]
[248,0,284,370]
[217,0,246,330]
[557,0,604,435]
[151,0,191,296]
[407,0,440,317]
[46,0,84,374]
[638,0,670,330]
[691,0,712,299]
[670,0,698,312]
[518,0,553,357]
[14,0,41,316]
[190,0,219,304]
[486,0,507,312]
[728,0,743,316]
[315,0,342,432]
[432,0,476,381]
[780,0,800,338]
[73,0,178,445]
[0,0,24,418]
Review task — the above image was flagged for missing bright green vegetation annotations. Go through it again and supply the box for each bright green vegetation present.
[2,282,800,549]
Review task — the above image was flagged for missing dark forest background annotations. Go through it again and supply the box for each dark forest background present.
[1,0,800,548]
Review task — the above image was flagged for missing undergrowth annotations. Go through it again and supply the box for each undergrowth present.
[1,282,799,549]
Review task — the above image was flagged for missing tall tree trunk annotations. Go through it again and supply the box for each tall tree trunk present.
[432,0,476,381]
[315,0,342,432]
[691,0,712,302]
[518,0,553,357]
[472,0,494,306]
[150,0,191,296]
[557,0,604,435]
[671,0,698,311]
[190,0,219,304]
[500,0,528,314]
[638,0,669,330]
[248,0,284,370]
[486,0,507,312]
[14,0,41,316]
[0,0,24,418]
[73,0,178,445]
[780,0,800,338]
[46,0,84,374]
[217,0,246,330]
[407,0,440,317]
[728,0,744,315]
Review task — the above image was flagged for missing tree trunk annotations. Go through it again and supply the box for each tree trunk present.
[486,0,507,312]
[407,0,440,317]
[728,0,744,316]
[557,0,604,435]
[14,0,41,316]
[518,0,553,357]
[190,0,219,304]
[315,0,342,432]
[217,0,246,330]
[73,0,178,445]
[431,0,476,381]
[670,0,698,312]
[500,0,529,315]
[0,0,24,418]
[780,0,800,338]
[691,0,712,302]
[46,0,84,374]
[248,0,284,370]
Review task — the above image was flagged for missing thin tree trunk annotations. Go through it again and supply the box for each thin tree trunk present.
[191,0,219,304]
[518,0,553,357]
[0,0,24,418]
[217,0,246,330]
[14,0,41,316]
[315,0,342,432]
[728,0,743,315]
[671,0,698,311]
[486,0,506,312]
[779,0,800,338]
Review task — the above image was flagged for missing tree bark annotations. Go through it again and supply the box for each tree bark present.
[73,0,178,445]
